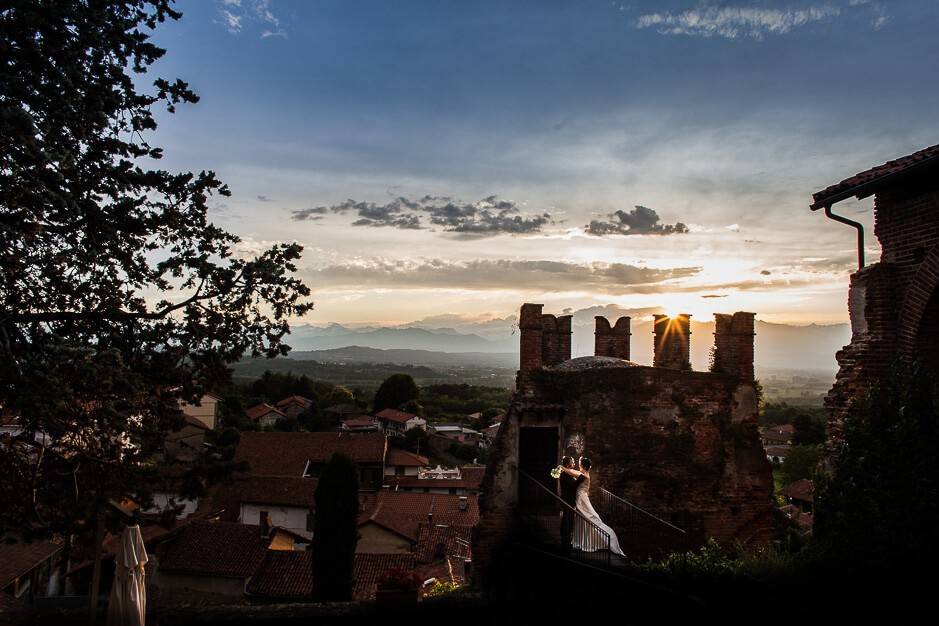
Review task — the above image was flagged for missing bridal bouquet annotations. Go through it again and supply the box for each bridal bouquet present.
[549,466,562,479]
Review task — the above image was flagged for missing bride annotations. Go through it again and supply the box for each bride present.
[559,457,626,557]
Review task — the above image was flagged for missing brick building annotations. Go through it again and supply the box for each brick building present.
[810,142,939,441]
[472,303,776,587]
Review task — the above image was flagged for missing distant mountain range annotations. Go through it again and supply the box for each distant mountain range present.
[285,319,851,373]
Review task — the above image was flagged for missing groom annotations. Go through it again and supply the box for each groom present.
[558,456,580,552]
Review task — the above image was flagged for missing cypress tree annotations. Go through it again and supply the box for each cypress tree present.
[312,452,360,601]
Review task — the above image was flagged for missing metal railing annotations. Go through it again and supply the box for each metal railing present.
[596,487,691,560]
[517,471,612,568]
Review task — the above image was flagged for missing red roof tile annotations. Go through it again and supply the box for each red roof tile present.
[275,396,313,410]
[358,492,479,541]
[353,553,419,600]
[341,417,379,428]
[0,538,61,588]
[780,478,814,503]
[157,521,270,578]
[234,432,387,476]
[244,403,286,422]
[458,466,486,489]
[386,448,429,467]
[414,523,472,563]
[375,408,419,424]
[244,550,417,601]
[245,550,312,599]
[811,142,939,209]
[230,475,318,508]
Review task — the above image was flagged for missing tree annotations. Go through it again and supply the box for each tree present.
[312,452,360,601]
[779,445,820,485]
[792,412,826,446]
[813,358,939,567]
[0,0,311,557]
[373,373,420,412]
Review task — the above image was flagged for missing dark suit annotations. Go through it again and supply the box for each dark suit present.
[558,471,585,550]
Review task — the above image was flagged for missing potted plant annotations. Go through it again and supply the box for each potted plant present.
[375,568,423,606]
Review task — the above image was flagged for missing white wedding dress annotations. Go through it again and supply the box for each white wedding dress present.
[571,474,626,557]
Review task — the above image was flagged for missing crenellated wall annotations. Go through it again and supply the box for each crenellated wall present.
[653,314,692,370]
[594,316,631,359]
[472,362,775,588]
[472,304,772,588]
[712,312,756,381]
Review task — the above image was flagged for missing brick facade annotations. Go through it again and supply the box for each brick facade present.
[653,313,691,370]
[472,304,775,588]
[594,315,631,359]
[820,166,939,441]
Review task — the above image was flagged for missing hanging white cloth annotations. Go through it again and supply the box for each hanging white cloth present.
[107,524,148,626]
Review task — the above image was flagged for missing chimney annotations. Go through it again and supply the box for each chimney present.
[594,316,631,359]
[712,312,756,381]
[653,314,692,370]
[519,303,544,373]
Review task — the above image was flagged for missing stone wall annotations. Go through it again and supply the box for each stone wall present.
[594,316,631,359]
[824,174,939,441]
[472,361,775,586]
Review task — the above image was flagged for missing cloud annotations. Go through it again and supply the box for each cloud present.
[636,4,841,39]
[419,195,552,238]
[219,9,242,33]
[306,258,701,294]
[584,205,688,236]
[216,0,286,38]
[329,198,423,229]
[290,206,328,221]
[317,195,554,237]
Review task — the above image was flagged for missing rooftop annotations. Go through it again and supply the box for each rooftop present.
[158,521,270,578]
[551,356,641,372]
[811,142,939,209]
[234,432,387,476]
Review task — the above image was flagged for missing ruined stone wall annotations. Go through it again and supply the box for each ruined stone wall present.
[472,364,775,586]
[825,176,939,440]
[594,316,631,359]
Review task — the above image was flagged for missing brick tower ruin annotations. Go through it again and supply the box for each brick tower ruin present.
[472,304,775,588]
[810,142,939,443]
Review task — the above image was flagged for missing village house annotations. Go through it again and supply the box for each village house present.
[374,408,427,436]
[244,403,287,428]
[274,395,313,420]
[179,393,221,430]
[431,424,485,446]
[0,539,62,606]
[340,415,381,433]
[780,479,814,515]
[151,520,286,598]
[244,550,419,602]
[760,424,794,447]
[233,431,387,490]
[163,414,209,462]
[355,490,479,554]
[765,447,789,464]
[384,448,429,477]
[384,463,486,495]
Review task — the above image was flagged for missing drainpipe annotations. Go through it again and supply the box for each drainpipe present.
[824,205,865,271]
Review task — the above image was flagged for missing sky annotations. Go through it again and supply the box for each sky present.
[145,0,939,328]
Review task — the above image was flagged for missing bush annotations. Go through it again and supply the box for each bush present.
[813,357,939,567]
